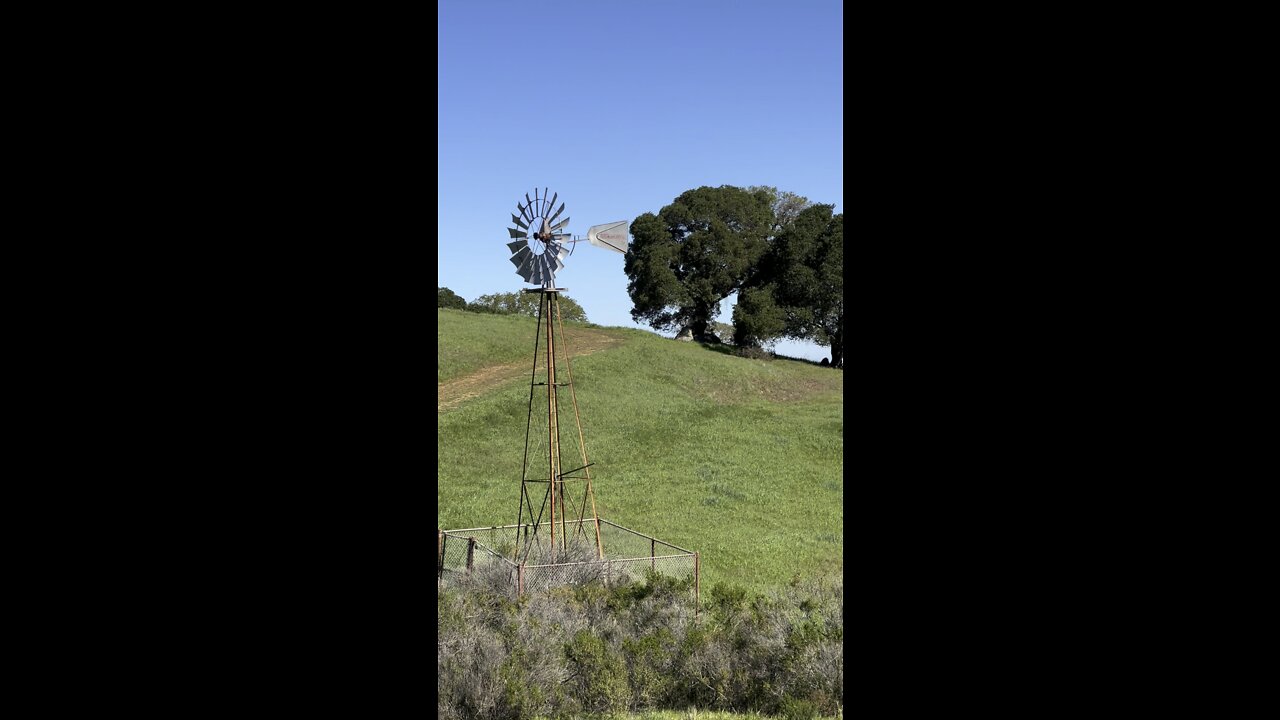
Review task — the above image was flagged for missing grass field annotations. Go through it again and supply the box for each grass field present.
[438,309,559,383]
[437,309,843,592]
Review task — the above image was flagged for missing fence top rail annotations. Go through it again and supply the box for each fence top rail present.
[524,553,693,569]
[443,520,591,535]
[442,524,523,534]
[442,519,696,556]
[597,519,696,554]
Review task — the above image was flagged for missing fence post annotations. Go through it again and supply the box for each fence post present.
[518,563,525,596]
[439,531,447,585]
[694,551,700,618]
[466,538,476,574]
[651,538,656,574]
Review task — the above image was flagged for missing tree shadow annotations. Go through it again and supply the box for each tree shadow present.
[695,341,831,367]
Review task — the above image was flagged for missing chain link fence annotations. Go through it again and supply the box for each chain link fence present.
[439,519,698,604]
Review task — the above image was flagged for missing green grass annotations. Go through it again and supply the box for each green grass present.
[437,310,843,592]
[438,308,544,383]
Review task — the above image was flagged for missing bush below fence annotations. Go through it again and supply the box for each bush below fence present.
[437,573,843,719]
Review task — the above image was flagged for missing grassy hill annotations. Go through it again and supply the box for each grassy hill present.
[437,308,843,592]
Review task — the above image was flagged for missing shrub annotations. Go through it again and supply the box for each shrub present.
[436,573,843,718]
[564,629,629,715]
[782,697,820,720]
[736,345,775,361]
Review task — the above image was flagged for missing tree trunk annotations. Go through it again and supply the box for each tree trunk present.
[829,317,843,368]
[688,315,710,341]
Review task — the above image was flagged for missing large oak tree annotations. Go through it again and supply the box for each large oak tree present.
[624,186,773,340]
[734,204,844,367]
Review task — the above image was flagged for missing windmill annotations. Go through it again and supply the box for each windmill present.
[506,188,627,561]
[437,195,698,602]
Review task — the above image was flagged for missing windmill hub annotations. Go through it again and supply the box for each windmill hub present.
[507,187,628,288]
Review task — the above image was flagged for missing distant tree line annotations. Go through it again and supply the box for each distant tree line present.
[437,287,588,324]
[625,185,843,367]
[437,287,467,310]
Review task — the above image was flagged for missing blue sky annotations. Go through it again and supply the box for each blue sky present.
[438,0,843,361]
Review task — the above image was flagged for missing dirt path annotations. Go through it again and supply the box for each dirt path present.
[438,330,622,413]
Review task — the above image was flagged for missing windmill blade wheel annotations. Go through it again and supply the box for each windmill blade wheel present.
[505,187,569,288]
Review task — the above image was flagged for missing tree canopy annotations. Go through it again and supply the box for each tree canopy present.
[624,184,843,367]
[624,185,773,341]
[469,291,588,323]
[438,287,467,310]
[747,185,814,233]
[734,204,844,367]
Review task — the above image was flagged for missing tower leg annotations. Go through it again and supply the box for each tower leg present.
[514,286,605,564]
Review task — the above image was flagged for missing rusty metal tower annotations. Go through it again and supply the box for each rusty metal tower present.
[504,188,628,563]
